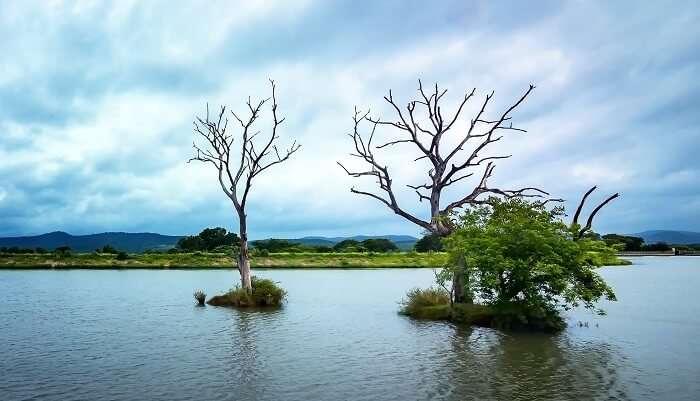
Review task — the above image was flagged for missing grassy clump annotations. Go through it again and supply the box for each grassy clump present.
[208,276,286,307]
[399,287,497,328]
[597,253,632,266]
[193,290,206,306]
[399,287,451,316]
[399,287,563,330]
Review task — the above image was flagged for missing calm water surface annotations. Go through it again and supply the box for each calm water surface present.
[1,257,699,401]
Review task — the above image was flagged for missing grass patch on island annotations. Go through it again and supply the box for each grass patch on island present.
[399,287,496,326]
[207,277,286,307]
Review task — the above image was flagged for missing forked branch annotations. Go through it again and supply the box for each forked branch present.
[571,186,620,239]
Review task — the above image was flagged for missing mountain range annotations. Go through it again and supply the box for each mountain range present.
[0,231,183,253]
[0,232,420,252]
[630,230,700,245]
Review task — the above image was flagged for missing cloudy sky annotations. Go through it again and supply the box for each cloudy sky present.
[0,0,698,239]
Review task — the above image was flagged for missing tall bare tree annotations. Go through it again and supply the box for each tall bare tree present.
[338,81,548,302]
[189,80,301,292]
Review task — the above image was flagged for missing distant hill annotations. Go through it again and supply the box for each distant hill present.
[0,231,182,253]
[630,230,700,245]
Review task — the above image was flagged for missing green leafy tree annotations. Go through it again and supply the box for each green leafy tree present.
[251,239,300,253]
[360,238,398,252]
[198,227,240,250]
[602,234,644,251]
[97,245,119,254]
[176,235,205,252]
[177,227,240,252]
[332,239,364,252]
[414,233,444,252]
[313,245,333,253]
[442,198,617,330]
[54,246,72,257]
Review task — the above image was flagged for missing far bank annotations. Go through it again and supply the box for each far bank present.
[0,251,630,269]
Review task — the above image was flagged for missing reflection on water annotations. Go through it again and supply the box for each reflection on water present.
[0,257,698,401]
[434,325,628,401]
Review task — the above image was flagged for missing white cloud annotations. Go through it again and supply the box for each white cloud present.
[0,0,698,236]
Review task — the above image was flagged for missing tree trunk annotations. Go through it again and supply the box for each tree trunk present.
[238,218,252,293]
[431,214,474,305]
[453,272,465,303]
[452,254,473,304]
[452,271,473,304]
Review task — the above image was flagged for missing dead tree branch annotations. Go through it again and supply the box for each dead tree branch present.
[189,80,301,213]
[571,186,620,239]
[339,81,547,235]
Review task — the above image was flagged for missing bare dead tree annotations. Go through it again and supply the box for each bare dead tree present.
[571,186,620,240]
[189,80,301,292]
[338,81,549,302]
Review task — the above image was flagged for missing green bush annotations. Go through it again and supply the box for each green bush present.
[116,251,129,260]
[443,197,617,331]
[361,238,398,252]
[313,246,333,253]
[53,246,72,257]
[333,239,361,252]
[208,276,286,307]
[414,233,444,252]
[252,239,305,253]
[250,248,269,257]
[489,302,565,332]
[97,245,119,254]
[251,277,286,305]
[177,227,240,252]
[399,287,450,315]
[212,244,238,254]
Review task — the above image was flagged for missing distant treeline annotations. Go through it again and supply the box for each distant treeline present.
[173,228,445,254]
[601,233,700,251]
[251,238,400,254]
[173,228,403,254]
[0,228,447,255]
[0,245,130,259]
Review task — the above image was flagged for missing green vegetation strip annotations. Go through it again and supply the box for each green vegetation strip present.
[0,251,629,269]
[0,252,449,269]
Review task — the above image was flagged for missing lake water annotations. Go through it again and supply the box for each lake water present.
[1,257,699,401]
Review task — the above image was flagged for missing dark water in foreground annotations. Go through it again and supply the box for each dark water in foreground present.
[1,257,699,401]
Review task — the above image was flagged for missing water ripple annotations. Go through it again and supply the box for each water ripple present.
[1,264,700,400]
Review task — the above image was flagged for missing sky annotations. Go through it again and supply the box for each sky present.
[0,0,698,239]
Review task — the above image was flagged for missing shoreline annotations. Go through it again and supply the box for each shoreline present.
[0,251,631,269]
[0,252,448,269]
